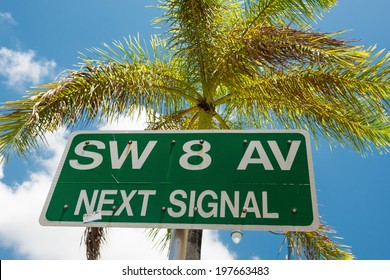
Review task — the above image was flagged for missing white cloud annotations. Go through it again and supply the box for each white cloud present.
[0,161,4,180]
[0,12,16,25]
[97,109,151,130]
[0,111,235,260]
[202,230,236,260]
[0,128,84,259]
[0,47,56,89]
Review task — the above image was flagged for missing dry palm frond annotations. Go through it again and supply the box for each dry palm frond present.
[82,227,108,260]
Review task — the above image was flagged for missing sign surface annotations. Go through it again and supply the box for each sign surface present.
[39,130,319,231]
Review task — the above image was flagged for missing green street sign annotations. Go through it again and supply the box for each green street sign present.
[39,130,319,231]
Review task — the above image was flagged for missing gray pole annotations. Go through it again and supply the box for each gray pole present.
[169,229,188,260]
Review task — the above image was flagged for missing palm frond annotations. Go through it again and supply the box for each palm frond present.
[226,27,358,74]
[146,228,172,253]
[146,106,200,130]
[217,48,390,153]
[243,0,337,29]
[0,39,196,160]
[286,224,354,260]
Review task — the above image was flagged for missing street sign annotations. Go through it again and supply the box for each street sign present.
[39,130,319,231]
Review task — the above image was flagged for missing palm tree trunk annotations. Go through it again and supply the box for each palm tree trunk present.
[185,229,203,259]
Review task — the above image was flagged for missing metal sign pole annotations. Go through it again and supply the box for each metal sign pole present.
[168,229,188,260]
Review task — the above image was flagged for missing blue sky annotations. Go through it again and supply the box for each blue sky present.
[0,0,389,260]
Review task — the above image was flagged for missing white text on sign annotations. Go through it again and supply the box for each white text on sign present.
[74,189,279,220]
[68,140,301,171]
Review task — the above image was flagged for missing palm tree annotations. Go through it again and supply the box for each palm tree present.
[1,0,389,259]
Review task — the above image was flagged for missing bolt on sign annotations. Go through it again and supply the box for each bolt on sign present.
[39,130,319,231]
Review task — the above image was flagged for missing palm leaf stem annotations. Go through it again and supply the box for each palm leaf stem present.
[213,111,230,129]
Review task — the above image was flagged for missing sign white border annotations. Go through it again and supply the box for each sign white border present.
[39,129,319,232]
